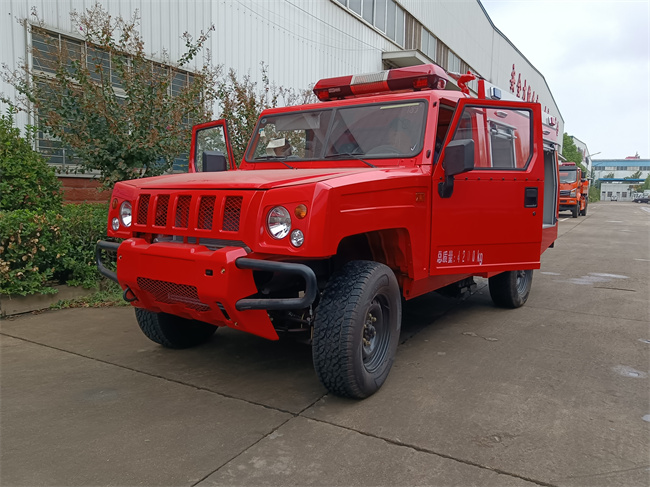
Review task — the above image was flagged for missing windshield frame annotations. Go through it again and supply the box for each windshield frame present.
[243,99,429,165]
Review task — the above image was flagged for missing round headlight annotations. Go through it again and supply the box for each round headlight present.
[290,229,304,247]
[111,217,120,231]
[119,201,132,227]
[267,206,291,239]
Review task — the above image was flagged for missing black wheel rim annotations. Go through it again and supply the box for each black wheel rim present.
[516,270,529,295]
[361,294,391,373]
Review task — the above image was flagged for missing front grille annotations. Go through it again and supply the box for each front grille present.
[137,277,211,311]
[223,196,243,232]
[175,195,192,228]
[134,192,243,235]
[155,195,170,226]
[137,195,150,225]
[197,196,216,230]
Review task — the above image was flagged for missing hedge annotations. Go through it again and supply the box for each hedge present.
[0,204,110,296]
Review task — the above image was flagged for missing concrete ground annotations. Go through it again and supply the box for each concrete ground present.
[1,201,649,487]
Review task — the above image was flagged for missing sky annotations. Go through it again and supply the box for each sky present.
[481,0,650,160]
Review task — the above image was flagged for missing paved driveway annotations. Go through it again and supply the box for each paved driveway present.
[1,201,648,486]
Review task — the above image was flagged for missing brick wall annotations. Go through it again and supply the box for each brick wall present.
[59,177,111,204]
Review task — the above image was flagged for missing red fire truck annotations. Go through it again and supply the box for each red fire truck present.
[97,64,559,398]
[558,162,588,217]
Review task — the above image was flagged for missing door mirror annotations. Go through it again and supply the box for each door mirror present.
[202,151,227,172]
[443,139,475,177]
[438,139,475,198]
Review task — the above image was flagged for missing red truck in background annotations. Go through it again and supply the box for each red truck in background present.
[559,162,589,217]
[97,64,560,399]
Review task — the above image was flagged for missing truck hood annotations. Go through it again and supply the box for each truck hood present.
[122,168,376,191]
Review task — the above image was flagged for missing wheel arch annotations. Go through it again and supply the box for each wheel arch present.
[333,228,413,285]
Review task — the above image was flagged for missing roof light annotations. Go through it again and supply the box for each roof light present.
[313,64,451,101]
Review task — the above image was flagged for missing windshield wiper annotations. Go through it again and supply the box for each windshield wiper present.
[324,152,376,168]
[252,155,295,169]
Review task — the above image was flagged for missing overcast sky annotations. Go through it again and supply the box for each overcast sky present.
[481,0,649,160]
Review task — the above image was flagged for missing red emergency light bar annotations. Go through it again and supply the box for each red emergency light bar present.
[313,64,450,101]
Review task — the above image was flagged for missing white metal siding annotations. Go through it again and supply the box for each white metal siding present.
[1,0,563,138]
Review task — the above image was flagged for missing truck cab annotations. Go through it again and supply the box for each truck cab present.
[97,64,559,398]
[559,162,589,217]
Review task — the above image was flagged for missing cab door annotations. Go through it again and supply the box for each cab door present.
[429,98,545,275]
[189,119,236,172]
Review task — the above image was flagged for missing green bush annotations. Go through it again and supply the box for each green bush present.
[0,204,110,296]
[0,112,63,212]
[58,203,110,287]
[0,210,65,295]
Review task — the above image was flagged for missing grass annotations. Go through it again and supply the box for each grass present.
[50,281,130,309]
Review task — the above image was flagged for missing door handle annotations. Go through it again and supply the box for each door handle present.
[524,187,538,208]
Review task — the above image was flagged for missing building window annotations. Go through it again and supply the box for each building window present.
[421,28,437,62]
[336,0,405,46]
[448,51,461,73]
[607,191,612,197]
[604,166,616,171]
[622,192,627,198]
[31,28,196,170]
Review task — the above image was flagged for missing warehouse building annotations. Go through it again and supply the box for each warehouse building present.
[1,0,564,198]
[592,157,650,201]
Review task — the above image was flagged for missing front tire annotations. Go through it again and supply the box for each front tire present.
[488,270,533,308]
[135,308,217,349]
[571,205,579,218]
[312,261,401,399]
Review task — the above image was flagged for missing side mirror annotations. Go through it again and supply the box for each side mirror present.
[444,139,475,177]
[438,139,475,198]
[202,150,227,172]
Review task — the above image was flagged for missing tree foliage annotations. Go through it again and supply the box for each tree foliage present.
[3,3,221,188]
[562,133,586,173]
[214,63,315,164]
[3,3,317,185]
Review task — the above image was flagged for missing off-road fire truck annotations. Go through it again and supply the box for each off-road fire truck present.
[558,162,589,217]
[97,64,560,399]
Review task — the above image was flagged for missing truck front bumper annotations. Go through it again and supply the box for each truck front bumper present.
[96,239,317,340]
[559,198,578,211]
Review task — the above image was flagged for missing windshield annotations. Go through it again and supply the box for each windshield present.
[246,100,427,162]
[559,170,578,183]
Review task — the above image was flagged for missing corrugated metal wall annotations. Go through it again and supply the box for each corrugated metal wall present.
[1,0,562,133]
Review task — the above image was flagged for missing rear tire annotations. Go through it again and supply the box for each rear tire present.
[312,261,401,399]
[135,308,217,349]
[488,270,533,308]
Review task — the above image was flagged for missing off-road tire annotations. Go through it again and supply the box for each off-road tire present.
[135,308,217,349]
[312,261,401,399]
[488,270,533,308]
[571,205,578,218]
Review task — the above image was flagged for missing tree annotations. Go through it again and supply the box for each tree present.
[625,170,643,179]
[640,173,650,191]
[562,133,587,173]
[3,3,221,188]
[214,63,315,163]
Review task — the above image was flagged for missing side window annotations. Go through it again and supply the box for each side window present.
[449,106,532,170]
[194,125,228,171]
